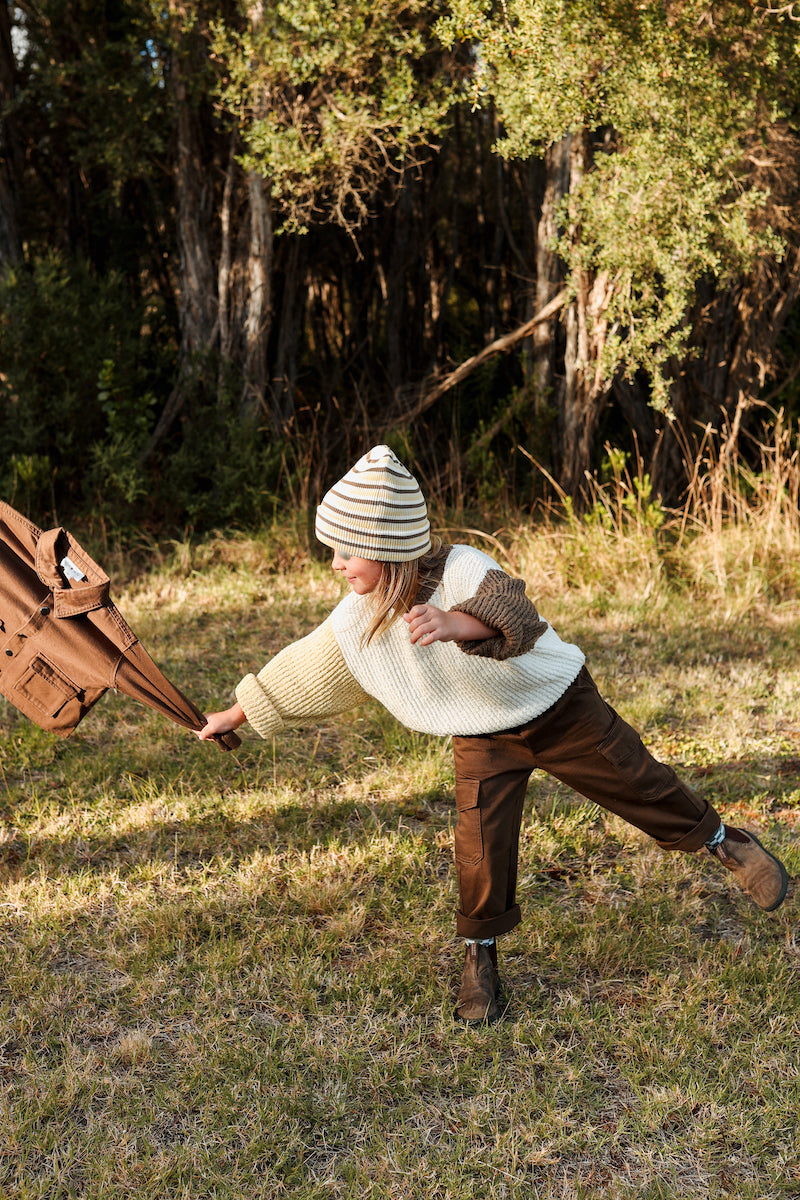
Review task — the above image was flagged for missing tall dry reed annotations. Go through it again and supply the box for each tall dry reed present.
[476,416,800,623]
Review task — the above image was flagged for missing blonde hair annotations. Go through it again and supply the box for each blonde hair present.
[363,538,443,647]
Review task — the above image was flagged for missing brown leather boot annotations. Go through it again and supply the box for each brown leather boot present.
[454,942,503,1024]
[709,827,789,911]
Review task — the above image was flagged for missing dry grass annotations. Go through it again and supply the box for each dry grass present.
[1,443,799,1199]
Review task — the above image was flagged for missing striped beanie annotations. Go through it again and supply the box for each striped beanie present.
[315,445,431,562]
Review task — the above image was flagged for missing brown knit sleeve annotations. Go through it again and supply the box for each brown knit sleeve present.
[450,569,548,660]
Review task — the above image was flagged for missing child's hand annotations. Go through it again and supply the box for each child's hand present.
[196,702,246,740]
[403,603,459,645]
[403,604,498,646]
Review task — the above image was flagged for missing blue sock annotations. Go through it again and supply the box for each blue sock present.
[705,823,726,850]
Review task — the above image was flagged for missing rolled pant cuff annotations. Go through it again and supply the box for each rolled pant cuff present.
[655,805,722,852]
[456,904,521,940]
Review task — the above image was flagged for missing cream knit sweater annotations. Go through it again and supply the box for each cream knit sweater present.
[235,544,584,738]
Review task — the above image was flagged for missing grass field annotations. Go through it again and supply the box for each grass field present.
[1,470,799,1198]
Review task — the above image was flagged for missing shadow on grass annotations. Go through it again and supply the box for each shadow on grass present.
[2,574,799,992]
[0,783,455,880]
[1,699,798,888]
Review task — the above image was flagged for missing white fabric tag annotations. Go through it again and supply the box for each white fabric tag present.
[60,555,87,582]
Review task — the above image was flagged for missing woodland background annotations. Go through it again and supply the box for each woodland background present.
[1,0,800,534]
[2,8,800,1195]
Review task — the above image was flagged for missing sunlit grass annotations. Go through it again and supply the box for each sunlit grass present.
[1,477,799,1199]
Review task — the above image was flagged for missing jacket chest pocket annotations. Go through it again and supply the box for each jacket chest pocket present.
[15,654,83,717]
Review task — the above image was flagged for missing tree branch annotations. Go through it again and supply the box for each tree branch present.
[389,288,568,427]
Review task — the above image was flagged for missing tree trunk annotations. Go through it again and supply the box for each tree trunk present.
[270,234,306,429]
[142,6,218,459]
[0,0,22,268]
[217,137,237,364]
[240,170,273,419]
[558,129,613,496]
[173,59,217,357]
[653,125,800,501]
[532,139,570,405]
[385,181,413,395]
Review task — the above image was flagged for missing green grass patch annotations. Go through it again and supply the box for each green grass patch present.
[1,518,799,1199]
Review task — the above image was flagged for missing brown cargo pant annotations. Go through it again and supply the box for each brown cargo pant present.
[452,666,721,938]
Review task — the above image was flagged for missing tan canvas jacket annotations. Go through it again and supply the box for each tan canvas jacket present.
[0,500,238,750]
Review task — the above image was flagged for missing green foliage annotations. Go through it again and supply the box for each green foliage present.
[86,360,158,516]
[597,448,665,532]
[13,0,168,173]
[5,0,799,531]
[9,0,172,266]
[438,0,800,403]
[0,252,169,517]
[159,363,285,530]
[462,383,533,511]
[214,0,457,232]
[6,454,54,518]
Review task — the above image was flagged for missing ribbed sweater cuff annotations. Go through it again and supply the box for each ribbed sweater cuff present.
[235,674,284,739]
[451,570,547,661]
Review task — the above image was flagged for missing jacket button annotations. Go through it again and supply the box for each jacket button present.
[40,606,50,615]
[5,649,11,656]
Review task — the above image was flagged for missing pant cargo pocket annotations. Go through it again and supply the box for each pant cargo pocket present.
[454,778,484,866]
[596,714,673,803]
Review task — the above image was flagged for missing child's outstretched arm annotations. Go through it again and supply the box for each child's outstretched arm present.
[196,616,370,743]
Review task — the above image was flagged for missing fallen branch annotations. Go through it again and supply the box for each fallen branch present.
[389,288,568,427]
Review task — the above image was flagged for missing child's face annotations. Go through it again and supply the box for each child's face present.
[331,549,383,595]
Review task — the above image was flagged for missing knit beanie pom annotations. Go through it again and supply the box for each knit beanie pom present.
[315,445,431,562]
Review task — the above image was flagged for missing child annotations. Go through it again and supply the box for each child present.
[198,445,789,1023]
